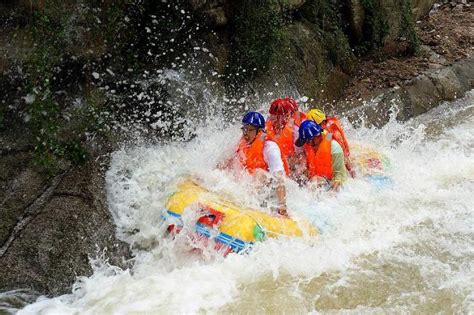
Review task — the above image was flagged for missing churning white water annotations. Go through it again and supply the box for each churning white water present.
[11,90,474,314]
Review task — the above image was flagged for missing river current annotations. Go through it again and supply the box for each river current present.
[3,90,474,314]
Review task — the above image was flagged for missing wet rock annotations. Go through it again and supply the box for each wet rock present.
[0,143,132,296]
[190,0,229,26]
[348,0,436,47]
[400,74,442,119]
[345,58,474,126]
[0,164,50,247]
[451,58,474,90]
[347,90,401,128]
[242,20,346,102]
[189,0,307,27]
[428,67,463,100]
[420,45,448,64]
[204,7,227,26]
[412,0,438,20]
[348,0,365,42]
[278,0,307,10]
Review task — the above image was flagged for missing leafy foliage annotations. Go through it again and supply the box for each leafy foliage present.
[0,107,4,130]
[399,0,419,55]
[301,0,356,73]
[355,0,390,55]
[227,0,289,82]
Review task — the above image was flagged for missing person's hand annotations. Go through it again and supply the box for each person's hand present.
[277,205,288,217]
[217,158,231,170]
[330,181,341,192]
[349,169,356,178]
[312,176,328,189]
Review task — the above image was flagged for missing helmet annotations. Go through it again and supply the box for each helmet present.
[269,98,292,115]
[285,97,299,113]
[242,111,265,129]
[295,120,322,147]
[307,109,326,124]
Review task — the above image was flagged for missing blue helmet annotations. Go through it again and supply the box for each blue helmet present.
[295,120,322,147]
[242,111,265,129]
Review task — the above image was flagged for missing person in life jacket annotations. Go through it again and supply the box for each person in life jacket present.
[295,120,348,191]
[233,111,288,216]
[286,97,307,127]
[265,98,298,176]
[306,109,356,178]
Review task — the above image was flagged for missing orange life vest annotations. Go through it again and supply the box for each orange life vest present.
[265,120,295,159]
[293,111,307,127]
[324,116,351,157]
[304,134,333,180]
[236,133,289,175]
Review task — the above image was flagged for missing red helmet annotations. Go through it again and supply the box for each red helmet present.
[285,97,299,113]
[269,98,292,115]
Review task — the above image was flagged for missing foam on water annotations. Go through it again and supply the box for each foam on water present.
[9,91,474,314]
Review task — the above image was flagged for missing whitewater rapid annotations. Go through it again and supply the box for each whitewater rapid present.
[8,91,474,313]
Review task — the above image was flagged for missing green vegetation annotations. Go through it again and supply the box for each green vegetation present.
[25,7,80,170]
[6,0,200,173]
[301,0,356,75]
[324,29,355,73]
[27,86,89,171]
[356,0,390,55]
[308,0,356,72]
[227,0,289,82]
[399,0,419,55]
[0,107,4,130]
[21,2,133,171]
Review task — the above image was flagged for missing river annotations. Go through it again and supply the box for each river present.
[3,90,473,314]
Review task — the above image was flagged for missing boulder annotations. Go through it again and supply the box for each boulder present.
[399,73,442,119]
[189,0,229,26]
[0,135,132,296]
[347,0,436,47]
[411,0,437,19]
[345,58,474,126]
[188,0,308,27]
[451,58,474,91]
[428,67,463,100]
[244,20,352,103]
[348,0,366,42]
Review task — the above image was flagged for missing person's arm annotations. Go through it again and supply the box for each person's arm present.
[263,141,288,216]
[331,141,348,191]
[345,157,356,178]
[331,127,355,178]
[274,171,287,216]
[331,152,347,191]
[331,130,348,155]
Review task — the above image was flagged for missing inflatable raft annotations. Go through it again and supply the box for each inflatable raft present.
[163,179,318,254]
[351,143,392,187]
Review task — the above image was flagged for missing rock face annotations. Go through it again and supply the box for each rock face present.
[411,0,436,19]
[190,0,435,53]
[189,0,308,26]
[0,130,131,296]
[189,0,438,103]
[345,58,474,127]
[241,19,354,102]
[347,0,436,45]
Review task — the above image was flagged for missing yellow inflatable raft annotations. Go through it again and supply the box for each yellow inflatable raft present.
[350,143,393,188]
[351,143,391,177]
[163,179,318,253]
